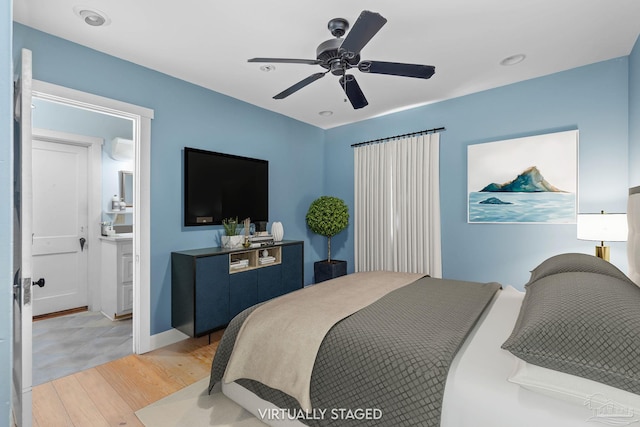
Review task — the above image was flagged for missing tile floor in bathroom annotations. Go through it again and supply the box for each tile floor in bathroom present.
[32,310,133,385]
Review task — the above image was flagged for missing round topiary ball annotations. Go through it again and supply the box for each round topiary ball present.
[305,196,349,238]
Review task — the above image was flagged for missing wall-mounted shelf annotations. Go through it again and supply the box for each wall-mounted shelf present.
[106,209,131,215]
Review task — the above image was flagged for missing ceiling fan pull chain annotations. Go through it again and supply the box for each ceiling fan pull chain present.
[342,70,348,102]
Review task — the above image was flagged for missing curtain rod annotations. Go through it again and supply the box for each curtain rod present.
[351,126,446,148]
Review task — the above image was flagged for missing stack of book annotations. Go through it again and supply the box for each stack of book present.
[230,259,249,270]
[259,256,276,265]
[250,234,274,247]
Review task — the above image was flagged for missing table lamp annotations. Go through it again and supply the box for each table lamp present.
[577,211,627,261]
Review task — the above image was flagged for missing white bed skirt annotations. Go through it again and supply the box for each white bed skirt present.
[628,186,640,286]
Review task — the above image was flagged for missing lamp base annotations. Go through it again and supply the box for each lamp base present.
[595,245,610,262]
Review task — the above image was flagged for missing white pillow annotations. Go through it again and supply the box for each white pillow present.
[508,358,640,413]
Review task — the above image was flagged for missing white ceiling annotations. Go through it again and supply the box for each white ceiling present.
[13,0,640,129]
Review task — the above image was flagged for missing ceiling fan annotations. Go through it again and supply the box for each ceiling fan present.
[248,10,436,109]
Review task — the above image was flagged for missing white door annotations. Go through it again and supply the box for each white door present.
[31,139,89,316]
[12,48,33,427]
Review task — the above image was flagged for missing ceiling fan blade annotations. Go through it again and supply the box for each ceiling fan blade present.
[339,11,387,58]
[248,58,322,65]
[273,72,326,99]
[358,61,436,79]
[339,74,368,109]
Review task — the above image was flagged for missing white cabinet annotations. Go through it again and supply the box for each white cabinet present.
[100,237,133,320]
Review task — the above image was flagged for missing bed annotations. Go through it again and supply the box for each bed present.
[208,189,640,427]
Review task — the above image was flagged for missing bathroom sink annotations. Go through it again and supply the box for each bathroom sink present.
[112,232,133,238]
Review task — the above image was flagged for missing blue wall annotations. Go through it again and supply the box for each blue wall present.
[1,4,12,425]
[13,24,326,335]
[325,58,631,289]
[630,37,640,187]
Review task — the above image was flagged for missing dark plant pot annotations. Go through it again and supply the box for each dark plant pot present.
[314,260,347,284]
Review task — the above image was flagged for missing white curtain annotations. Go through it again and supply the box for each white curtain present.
[354,132,442,277]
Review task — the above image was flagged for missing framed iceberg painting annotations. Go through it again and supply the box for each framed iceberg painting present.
[468,130,578,223]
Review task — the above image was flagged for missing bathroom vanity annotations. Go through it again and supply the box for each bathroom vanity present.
[99,234,133,320]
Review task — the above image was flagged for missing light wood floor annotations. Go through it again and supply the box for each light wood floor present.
[32,330,224,427]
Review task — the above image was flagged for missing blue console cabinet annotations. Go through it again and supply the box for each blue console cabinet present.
[171,240,303,337]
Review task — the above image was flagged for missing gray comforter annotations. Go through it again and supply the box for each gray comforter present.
[209,275,500,426]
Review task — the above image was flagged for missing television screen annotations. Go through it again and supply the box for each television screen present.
[184,147,268,226]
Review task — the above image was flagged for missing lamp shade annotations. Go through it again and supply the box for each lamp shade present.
[577,213,628,242]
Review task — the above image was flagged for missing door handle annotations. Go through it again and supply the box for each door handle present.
[33,278,45,288]
[79,237,86,251]
[13,269,21,302]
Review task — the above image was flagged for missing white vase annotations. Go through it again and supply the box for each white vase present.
[271,222,284,242]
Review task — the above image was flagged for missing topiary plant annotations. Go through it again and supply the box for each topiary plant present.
[306,196,349,262]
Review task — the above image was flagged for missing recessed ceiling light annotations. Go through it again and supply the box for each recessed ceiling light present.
[319,111,333,116]
[500,54,526,66]
[73,6,111,27]
[260,65,276,72]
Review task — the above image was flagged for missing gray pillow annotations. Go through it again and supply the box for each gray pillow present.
[502,267,640,396]
[527,252,634,285]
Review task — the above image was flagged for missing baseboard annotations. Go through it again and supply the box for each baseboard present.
[33,306,88,321]
[149,328,190,351]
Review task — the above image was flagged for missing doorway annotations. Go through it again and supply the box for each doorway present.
[31,79,154,355]
[13,50,156,425]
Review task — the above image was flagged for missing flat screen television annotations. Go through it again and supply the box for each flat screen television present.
[184,147,268,226]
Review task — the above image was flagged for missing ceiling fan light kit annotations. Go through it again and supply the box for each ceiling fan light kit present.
[249,10,436,110]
